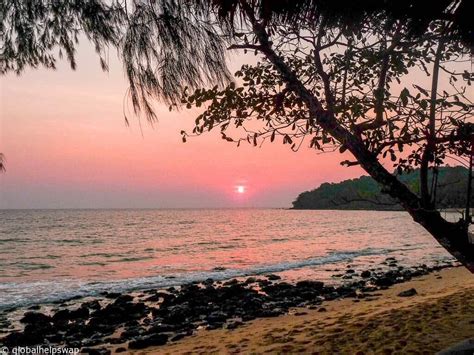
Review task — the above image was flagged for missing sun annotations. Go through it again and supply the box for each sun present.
[236,185,245,194]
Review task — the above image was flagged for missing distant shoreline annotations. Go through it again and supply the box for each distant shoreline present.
[291,166,471,211]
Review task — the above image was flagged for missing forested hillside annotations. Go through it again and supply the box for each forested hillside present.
[292,166,471,210]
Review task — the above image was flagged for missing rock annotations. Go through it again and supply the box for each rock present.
[120,326,145,340]
[245,277,257,284]
[114,295,134,304]
[128,334,168,349]
[206,311,228,324]
[45,333,63,343]
[317,307,327,312]
[220,284,249,299]
[170,332,189,342]
[259,309,283,318]
[91,297,147,325]
[226,320,243,329]
[202,278,214,286]
[242,314,256,322]
[2,330,48,347]
[163,304,190,324]
[397,288,417,297]
[223,279,239,286]
[361,270,371,278]
[374,276,394,287]
[115,348,127,353]
[266,274,281,281]
[148,323,179,334]
[81,337,104,347]
[213,266,226,271]
[346,269,356,274]
[82,300,102,311]
[145,294,161,302]
[296,280,324,290]
[52,309,71,323]
[71,306,89,320]
[20,312,51,325]
[294,312,308,316]
[206,322,224,330]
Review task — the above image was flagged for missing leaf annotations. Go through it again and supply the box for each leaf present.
[400,88,410,107]
[413,85,429,96]
[270,130,276,142]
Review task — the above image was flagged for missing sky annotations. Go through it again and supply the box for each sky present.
[0,39,396,209]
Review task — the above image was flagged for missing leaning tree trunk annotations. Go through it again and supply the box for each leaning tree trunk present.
[244,11,474,273]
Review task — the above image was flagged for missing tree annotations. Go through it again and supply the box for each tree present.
[1,0,473,270]
[0,154,5,172]
[175,2,474,271]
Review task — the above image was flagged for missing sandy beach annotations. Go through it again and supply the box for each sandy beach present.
[135,267,474,354]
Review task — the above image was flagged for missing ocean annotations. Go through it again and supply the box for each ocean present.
[0,209,455,310]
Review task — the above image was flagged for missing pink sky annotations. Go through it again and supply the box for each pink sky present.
[1,42,375,209]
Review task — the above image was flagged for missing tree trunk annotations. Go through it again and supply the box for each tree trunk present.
[403,204,474,272]
[245,12,474,273]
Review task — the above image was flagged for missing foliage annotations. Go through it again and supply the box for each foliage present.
[292,166,472,210]
[180,18,473,177]
[0,0,124,74]
[0,153,5,172]
[121,0,232,121]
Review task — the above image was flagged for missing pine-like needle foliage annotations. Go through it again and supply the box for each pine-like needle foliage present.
[122,0,232,121]
[0,0,124,74]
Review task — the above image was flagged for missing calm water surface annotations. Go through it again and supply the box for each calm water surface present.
[0,209,454,309]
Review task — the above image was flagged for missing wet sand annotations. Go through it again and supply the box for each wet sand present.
[136,267,474,354]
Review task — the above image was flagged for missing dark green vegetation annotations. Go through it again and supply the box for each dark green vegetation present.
[293,166,471,211]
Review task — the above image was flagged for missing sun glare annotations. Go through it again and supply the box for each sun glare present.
[236,185,245,194]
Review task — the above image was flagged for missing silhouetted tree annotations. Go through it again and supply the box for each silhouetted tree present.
[0,154,5,172]
[174,2,474,271]
[1,0,473,270]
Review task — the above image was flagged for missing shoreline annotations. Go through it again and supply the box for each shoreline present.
[0,259,467,354]
[0,245,450,312]
[152,266,474,354]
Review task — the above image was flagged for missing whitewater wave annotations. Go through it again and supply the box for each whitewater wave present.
[0,246,427,310]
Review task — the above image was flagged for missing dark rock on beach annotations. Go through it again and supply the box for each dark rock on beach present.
[128,334,168,349]
[0,261,454,353]
[397,288,417,297]
[296,280,324,290]
[20,311,51,325]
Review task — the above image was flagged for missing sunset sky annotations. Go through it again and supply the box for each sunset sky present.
[0,40,418,209]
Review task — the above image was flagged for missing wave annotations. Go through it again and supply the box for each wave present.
[0,246,418,310]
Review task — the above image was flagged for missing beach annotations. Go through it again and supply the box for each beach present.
[1,209,472,354]
[2,262,472,354]
[139,267,474,354]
